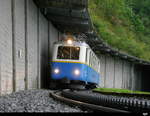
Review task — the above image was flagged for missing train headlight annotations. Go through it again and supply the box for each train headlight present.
[67,39,73,45]
[54,68,60,74]
[74,69,80,76]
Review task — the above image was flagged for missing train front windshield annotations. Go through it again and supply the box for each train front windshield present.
[57,46,80,60]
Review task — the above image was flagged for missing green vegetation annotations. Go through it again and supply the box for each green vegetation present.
[93,88,150,95]
[88,0,150,61]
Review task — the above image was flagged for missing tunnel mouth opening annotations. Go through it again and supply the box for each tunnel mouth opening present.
[141,65,150,92]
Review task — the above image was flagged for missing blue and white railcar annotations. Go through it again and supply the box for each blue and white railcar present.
[51,38,100,86]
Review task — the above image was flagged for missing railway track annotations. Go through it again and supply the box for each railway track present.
[50,89,150,113]
[50,90,131,113]
[63,90,150,112]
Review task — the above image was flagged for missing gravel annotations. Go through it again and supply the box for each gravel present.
[0,89,88,112]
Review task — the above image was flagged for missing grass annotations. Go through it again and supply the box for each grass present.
[93,88,150,95]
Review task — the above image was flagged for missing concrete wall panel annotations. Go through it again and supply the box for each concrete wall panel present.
[0,54,1,95]
[129,64,133,90]
[0,0,13,95]
[27,0,38,89]
[131,64,135,90]
[49,22,59,57]
[99,55,106,87]
[114,58,123,89]
[134,66,142,90]
[133,67,138,90]
[122,61,125,89]
[39,12,49,88]
[122,61,127,89]
[14,0,25,91]
[105,56,114,88]
[122,61,131,89]
[126,62,131,89]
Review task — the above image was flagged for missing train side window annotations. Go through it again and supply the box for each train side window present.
[92,53,94,68]
[97,61,99,73]
[92,54,94,68]
[89,51,92,66]
[97,60,99,72]
[85,48,88,63]
[91,52,93,67]
[93,54,95,69]
[89,51,91,66]
[97,59,99,72]
[95,57,97,71]
[98,61,100,73]
[95,57,96,70]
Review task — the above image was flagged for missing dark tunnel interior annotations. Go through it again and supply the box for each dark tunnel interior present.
[141,65,150,92]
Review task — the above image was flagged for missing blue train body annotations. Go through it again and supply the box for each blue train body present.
[51,39,101,87]
[51,61,100,84]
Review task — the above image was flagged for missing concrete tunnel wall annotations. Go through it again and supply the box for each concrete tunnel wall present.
[98,54,142,91]
[0,0,60,95]
[0,0,144,95]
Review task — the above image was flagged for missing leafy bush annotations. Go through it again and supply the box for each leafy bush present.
[88,0,150,61]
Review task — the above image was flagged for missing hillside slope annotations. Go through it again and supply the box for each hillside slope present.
[88,0,150,61]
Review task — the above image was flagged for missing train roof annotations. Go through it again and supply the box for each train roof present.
[54,41,90,48]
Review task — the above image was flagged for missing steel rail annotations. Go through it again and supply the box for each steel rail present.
[61,90,150,113]
[50,91,130,113]
[93,90,150,98]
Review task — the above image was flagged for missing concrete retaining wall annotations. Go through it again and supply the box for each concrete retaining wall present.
[98,54,142,90]
[0,0,13,95]
[0,0,59,95]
